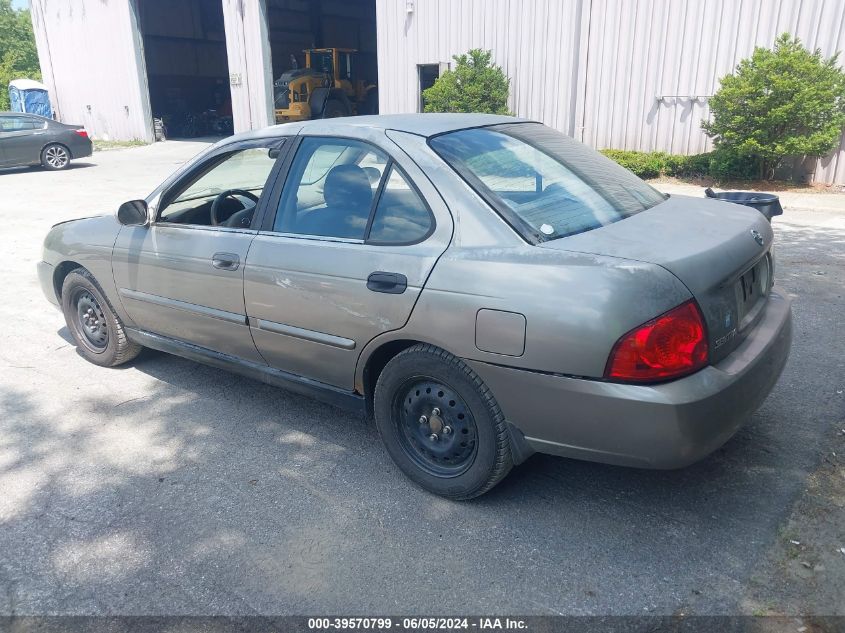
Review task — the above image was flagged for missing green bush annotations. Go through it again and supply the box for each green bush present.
[0,0,41,110]
[705,148,761,181]
[665,153,711,177]
[599,149,667,179]
[422,49,511,115]
[702,33,845,179]
[600,148,759,181]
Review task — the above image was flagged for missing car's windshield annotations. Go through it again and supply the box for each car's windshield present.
[429,122,666,241]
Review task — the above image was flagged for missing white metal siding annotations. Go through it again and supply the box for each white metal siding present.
[376,0,584,135]
[580,0,845,184]
[30,0,153,142]
[222,0,275,133]
[378,0,845,185]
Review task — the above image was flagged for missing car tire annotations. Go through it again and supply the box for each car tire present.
[322,99,347,118]
[61,268,142,367]
[374,344,513,499]
[41,143,71,170]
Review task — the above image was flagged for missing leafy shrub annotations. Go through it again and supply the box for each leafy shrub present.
[600,148,759,181]
[422,49,511,115]
[600,149,667,179]
[665,153,711,177]
[0,0,41,111]
[702,33,845,179]
[704,148,761,181]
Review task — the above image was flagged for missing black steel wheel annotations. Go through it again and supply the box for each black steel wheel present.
[394,379,478,477]
[69,287,109,352]
[374,344,513,500]
[60,268,142,367]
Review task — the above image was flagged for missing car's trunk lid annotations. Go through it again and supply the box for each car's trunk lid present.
[538,194,774,362]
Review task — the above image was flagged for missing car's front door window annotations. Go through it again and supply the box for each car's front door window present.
[0,116,37,132]
[158,146,279,228]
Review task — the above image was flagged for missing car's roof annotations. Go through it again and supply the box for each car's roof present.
[0,111,45,117]
[235,113,531,142]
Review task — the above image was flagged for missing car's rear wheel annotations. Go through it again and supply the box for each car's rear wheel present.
[374,344,513,499]
[61,268,142,367]
[41,143,71,170]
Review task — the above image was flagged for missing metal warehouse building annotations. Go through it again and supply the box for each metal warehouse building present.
[31,0,845,185]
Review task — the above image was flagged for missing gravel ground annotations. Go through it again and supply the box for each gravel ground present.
[0,141,842,616]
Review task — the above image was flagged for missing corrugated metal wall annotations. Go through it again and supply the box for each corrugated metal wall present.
[580,0,845,185]
[377,0,845,185]
[376,0,586,135]
[30,0,153,142]
[221,0,275,133]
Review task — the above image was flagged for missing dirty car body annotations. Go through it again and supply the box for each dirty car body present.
[38,114,792,498]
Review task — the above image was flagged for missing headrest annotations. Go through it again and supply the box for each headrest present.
[324,164,373,212]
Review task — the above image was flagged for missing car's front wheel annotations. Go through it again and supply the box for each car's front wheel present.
[374,344,513,499]
[61,268,142,367]
[41,143,71,170]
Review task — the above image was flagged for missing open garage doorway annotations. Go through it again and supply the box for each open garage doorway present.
[137,0,233,139]
[267,0,378,123]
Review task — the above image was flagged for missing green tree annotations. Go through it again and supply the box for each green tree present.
[702,33,845,179]
[0,0,41,110]
[422,49,511,115]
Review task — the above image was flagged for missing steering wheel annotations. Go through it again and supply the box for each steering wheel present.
[210,189,259,226]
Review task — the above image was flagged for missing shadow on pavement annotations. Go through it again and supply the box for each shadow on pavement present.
[0,221,842,615]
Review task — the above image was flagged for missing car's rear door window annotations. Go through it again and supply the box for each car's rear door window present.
[429,122,666,242]
[274,137,388,239]
[272,136,433,244]
[368,165,432,244]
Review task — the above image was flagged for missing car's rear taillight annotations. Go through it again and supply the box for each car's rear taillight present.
[605,299,709,383]
[74,129,88,138]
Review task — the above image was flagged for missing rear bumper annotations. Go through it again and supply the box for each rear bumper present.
[37,260,59,307]
[467,288,793,469]
[70,138,93,159]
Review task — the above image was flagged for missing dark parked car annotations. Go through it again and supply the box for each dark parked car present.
[38,114,791,499]
[0,112,92,170]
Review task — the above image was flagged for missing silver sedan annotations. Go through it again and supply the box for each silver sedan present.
[37,114,792,499]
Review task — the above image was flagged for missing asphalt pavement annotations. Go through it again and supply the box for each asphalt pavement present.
[0,141,842,615]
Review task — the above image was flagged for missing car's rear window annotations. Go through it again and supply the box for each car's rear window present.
[429,122,666,242]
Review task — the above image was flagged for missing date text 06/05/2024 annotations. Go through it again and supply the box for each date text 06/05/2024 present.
[307,617,528,630]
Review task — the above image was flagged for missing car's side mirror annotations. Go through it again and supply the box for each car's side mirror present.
[117,199,149,226]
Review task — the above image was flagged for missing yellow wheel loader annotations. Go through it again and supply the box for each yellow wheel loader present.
[274,48,378,122]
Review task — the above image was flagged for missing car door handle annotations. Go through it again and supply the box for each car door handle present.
[367,271,407,294]
[212,252,240,271]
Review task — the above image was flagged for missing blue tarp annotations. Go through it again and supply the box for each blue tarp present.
[8,80,52,118]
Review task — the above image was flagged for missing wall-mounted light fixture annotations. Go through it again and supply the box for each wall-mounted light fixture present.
[406,1,415,14]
